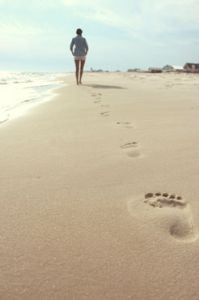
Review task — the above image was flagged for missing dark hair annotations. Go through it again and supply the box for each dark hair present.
[76,28,83,35]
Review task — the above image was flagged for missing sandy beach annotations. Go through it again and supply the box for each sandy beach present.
[1,71,199,299]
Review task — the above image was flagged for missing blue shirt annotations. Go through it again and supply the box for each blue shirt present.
[70,36,89,57]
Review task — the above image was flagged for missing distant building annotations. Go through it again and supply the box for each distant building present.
[90,68,104,72]
[148,67,162,73]
[184,63,199,73]
[127,68,140,72]
[162,65,184,72]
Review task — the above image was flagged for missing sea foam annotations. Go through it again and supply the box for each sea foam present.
[0,71,66,125]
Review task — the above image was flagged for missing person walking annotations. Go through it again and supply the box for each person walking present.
[70,28,89,85]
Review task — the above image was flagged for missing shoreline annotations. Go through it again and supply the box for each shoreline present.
[0,73,67,127]
[0,72,199,299]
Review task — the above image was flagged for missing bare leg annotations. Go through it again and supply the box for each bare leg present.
[75,60,80,85]
[79,60,85,84]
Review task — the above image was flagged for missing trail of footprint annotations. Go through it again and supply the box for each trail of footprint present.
[128,192,198,243]
[120,142,140,158]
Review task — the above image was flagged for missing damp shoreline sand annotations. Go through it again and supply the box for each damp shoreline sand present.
[0,72,199,299]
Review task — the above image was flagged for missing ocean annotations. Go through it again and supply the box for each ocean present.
[0,71,66,125]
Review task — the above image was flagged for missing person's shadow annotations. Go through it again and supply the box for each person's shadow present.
[83,84,125,89]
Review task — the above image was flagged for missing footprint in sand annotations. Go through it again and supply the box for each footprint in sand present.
[117,121,134,129]
[91,92,102,98]
[91,93,97,97]
[100,111,110,117]
[92,93,103,103]
[165,83,173,88]
[120,142,140,158]
[128,193,198,243]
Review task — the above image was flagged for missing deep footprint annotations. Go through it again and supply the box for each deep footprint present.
[100,111,110,117]
[144,192,198,242]
[121,142,141,158]
[117,121,133,129]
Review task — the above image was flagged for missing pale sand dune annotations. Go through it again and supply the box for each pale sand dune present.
[0,72,199,299]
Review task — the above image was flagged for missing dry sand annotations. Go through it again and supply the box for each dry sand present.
[0,72,199,299]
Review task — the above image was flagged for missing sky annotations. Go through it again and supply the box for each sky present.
[0,0,199,72]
